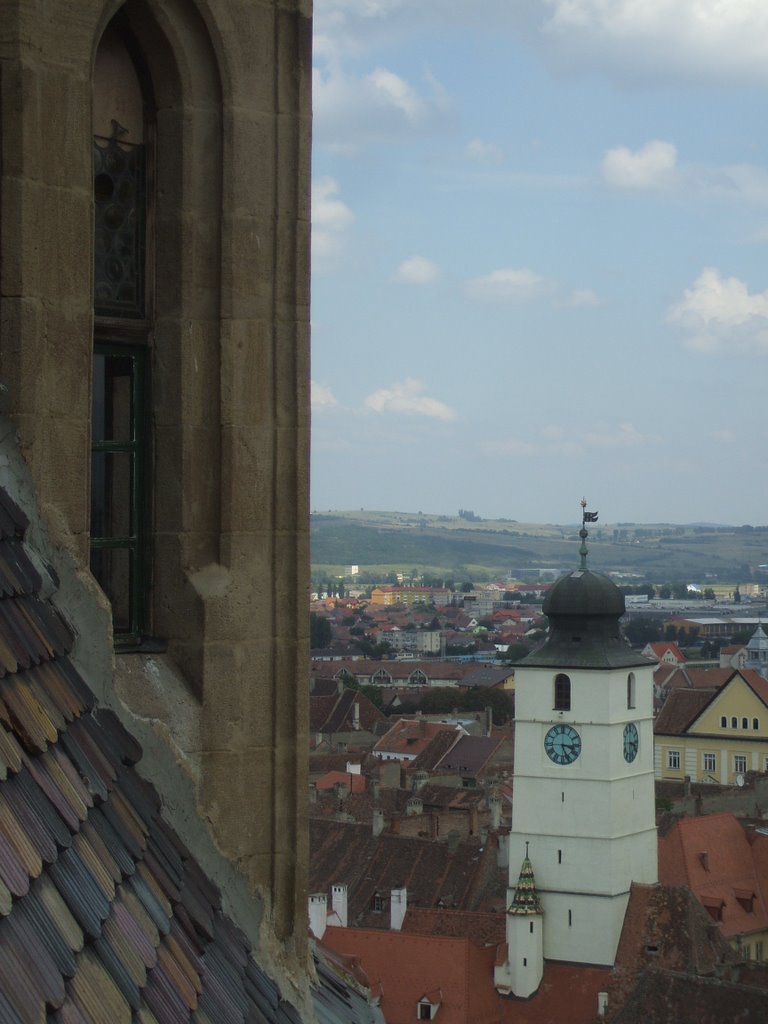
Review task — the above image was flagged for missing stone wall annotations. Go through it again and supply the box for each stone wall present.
[0,0,311,964]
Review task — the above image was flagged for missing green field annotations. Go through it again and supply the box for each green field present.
[311,510,768,584]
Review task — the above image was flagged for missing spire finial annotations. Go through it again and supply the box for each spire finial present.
[579,498,598,569]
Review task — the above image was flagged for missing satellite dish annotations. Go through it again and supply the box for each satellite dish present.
[736,773,745,787]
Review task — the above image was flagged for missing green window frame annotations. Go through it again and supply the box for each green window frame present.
[90,342,150,644]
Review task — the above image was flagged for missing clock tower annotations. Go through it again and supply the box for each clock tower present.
[504,511,657,970]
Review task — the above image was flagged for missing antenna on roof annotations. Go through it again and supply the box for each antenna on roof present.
[579,498,599,569]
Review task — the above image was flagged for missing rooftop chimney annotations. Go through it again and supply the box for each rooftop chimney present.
[390,887,407,931]
[331,884,348,928]
[489,792,502,829]
[308,893,328,940]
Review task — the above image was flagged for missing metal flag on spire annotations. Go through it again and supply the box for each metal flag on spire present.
[581,497,599,524]
[579,498,598,569]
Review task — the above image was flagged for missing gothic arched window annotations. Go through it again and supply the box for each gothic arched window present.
[90,17,153,644]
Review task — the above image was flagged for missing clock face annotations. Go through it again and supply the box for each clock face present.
[544,724,581,765]
[623,722,639,763]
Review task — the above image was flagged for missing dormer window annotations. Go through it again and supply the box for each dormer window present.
[735,888,755,914]
[417,994,441,1019]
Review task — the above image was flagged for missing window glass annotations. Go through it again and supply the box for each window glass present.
[627,673,636,709]
[703,753,716,772]
[554,673,571,711]
[734,755,747,774]
[667,750,681,770]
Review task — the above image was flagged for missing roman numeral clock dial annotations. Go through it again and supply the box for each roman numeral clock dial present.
[544,723,582,765]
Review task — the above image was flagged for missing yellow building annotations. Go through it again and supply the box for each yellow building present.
[655,670,768,784]
[369,586,449,607]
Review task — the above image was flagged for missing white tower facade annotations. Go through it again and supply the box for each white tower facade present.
[508,538,657,967]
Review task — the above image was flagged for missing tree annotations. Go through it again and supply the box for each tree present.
[501,642,530,663]
[463,686,514,724]
[622,616,663,646]
[309,612,332,649]
[460,581,474,593]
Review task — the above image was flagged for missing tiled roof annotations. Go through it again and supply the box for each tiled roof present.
[659,813,768,940]
[654,689,717,735]
[372,719,460,759]
[646,642,686,663]
[408,729,461,771]
[315,772,367,794]
[310,820,504,926]
[401,907,505,945]
[435,735,502,776]
[496,962,611,1024]
[321,927,500,1024]
[0,489,371,1024]
[310,690,388,736]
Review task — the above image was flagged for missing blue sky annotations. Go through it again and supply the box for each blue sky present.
[310,1,768,526]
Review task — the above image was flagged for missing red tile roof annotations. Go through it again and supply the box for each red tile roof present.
[322,926,500,1024]
[647,642,687,663]
[315,771,368,794]
[373,719,461,760]
[659,813,768,939]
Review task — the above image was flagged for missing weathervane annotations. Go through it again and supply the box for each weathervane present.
[579,498,599,569]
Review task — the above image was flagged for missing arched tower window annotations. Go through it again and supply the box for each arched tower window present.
[627,672,636,709]
[554,673,571,711]
[90,17,153,644]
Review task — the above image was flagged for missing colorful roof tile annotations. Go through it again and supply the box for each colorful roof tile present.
[0,489,375,1024]
[508,852,542,916]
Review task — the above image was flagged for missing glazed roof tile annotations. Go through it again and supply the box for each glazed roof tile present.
[0,490,375,1024]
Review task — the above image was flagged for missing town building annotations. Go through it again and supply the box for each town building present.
[654,669,768,783]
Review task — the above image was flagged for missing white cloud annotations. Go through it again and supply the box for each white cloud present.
[465,138,505,165]
[313,63,454,150]
[565,288,603,307]
[311,381,338,411]
[601,140,677,190]
[315,1,768,87]
[540,0,768,85]
[465,267,551,302]
[312,177,354,264]
[710,429,735,443]
[668,267,768,353]
[583,423,659,448]
[393,256,440,284]
[484,437,538,457]
[364,378,457,420]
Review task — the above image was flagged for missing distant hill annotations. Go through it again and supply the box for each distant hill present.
[310,510,768,584]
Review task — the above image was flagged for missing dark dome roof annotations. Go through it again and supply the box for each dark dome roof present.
[524,567,650,670]
[543,569,625,618]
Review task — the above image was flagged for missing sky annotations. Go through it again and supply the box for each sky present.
[309,0,768,526]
